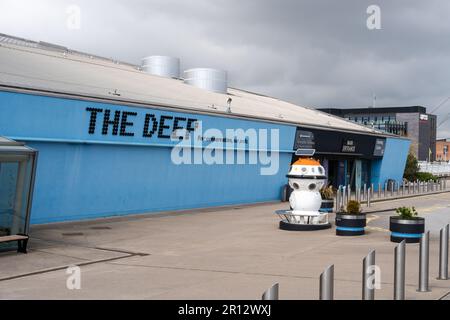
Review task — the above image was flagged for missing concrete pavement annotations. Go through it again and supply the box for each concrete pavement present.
[0,193,449,300]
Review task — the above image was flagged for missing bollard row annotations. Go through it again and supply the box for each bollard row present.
[335,177,448,206]
[262,223,450,300]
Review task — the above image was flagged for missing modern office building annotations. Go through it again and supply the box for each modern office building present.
[436,138,450,161]
[0,34,410,224]
[319,106,437,161]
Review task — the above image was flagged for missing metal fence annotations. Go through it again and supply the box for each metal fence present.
[419,161,450,176]
[335,179,448,210]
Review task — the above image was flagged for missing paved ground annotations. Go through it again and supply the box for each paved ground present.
[0,192,449,300]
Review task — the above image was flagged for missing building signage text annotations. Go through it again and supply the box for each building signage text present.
[86,107,198,140]
[342,139,356,153]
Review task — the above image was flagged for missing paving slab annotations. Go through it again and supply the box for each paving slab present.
[0,194,449,300]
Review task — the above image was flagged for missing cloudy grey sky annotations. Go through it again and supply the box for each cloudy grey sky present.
[1,0,450,137]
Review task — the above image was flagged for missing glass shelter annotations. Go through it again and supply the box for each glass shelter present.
[0,137,37,248]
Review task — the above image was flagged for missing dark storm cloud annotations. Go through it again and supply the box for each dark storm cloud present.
[1,0,450,136]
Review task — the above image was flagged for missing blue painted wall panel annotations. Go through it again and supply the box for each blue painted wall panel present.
[28,142,292,224]
[371,137,410,189]
[0,91,295,224]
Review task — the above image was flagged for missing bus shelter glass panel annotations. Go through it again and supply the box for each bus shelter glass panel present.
[0,138,37,250]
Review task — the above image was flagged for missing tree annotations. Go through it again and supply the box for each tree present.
[403,152,419,181]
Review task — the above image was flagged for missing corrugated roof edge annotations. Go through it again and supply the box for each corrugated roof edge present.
[229,87,400,139]
[0,33,407,140]
[0,33,139,69]
[0,84,406,140]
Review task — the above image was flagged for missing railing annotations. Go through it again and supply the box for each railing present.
[335,179,448,210]
[419,161,450,176]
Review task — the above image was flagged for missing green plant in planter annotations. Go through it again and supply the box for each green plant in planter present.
[415,172,438,182]
[344,200,363,215]
[395,206,418,220]
[320,186,334,200]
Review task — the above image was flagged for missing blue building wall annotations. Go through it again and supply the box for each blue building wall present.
[0,91,411,224]
[371,137,411,190]
[0,91,295,224]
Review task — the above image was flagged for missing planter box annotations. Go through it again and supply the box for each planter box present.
[389,216,425,243]
[335,214,366,236]
[320,199,334,213]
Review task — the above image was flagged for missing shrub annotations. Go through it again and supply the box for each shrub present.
[416,172,438,182]
[403,152,420,181]
[345,200,362,215]
[395,207,418,220]
[320,186,334,200]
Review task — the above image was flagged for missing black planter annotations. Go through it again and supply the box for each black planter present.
[389,216,425,243]
[320,199,334,213]
[335,214,366,236]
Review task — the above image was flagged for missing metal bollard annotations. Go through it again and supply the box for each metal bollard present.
[363,184,367,201]
[367,188,371,207]
[408,182,411,195]
[262,283,279,300]
[348,185,351,201]
[394,240,406,300]
[342,186,346,206]
[418,231,430,292]
[384,183,387,198]
[378,183,381,198]
[320,265,334,300]
[426,182,429,193]
[337,188,341,210]
[402,183,405,195]
[438,224,449,280]
[371,183,374,198]
[362,250,376,300]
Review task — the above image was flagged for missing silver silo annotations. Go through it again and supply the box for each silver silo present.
[183,68,227,94]
[141,56,180,79]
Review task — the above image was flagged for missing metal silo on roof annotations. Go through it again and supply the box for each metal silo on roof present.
[183,68,228,94]
[141,56,180,79]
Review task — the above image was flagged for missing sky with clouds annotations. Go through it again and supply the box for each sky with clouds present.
[1,0,450,137]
